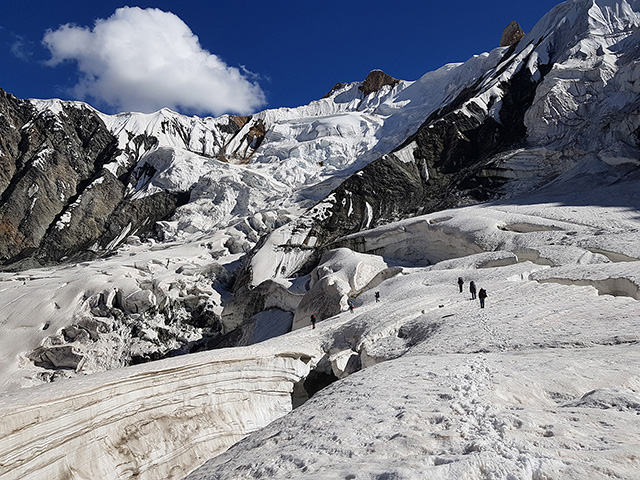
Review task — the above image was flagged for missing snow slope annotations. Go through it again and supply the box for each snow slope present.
[187,349,640,480]
[28,47,505,245]
[244,0,640,288]
[183,170,640,480]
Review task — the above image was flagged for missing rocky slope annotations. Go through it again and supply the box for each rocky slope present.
[0,95,190,269]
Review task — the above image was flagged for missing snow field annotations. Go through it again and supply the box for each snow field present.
[184,181,640,478]
[2,181,639,479]
[186,347,640,480]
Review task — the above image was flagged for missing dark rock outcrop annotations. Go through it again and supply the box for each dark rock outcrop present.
[359,70,399,97]
[500,21,525,47]
[218,117,265,163]
[0,91,188,268]
[0,91,119,265]
[0,88,277,269]
[323,82,346,99]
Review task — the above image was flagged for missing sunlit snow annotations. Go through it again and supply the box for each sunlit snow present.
[1,0,639,479]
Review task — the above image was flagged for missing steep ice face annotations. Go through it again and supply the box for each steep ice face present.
[519,0,639,149]
[0,347,315,480]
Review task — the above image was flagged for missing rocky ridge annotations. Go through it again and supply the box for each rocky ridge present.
[500,20,526,47]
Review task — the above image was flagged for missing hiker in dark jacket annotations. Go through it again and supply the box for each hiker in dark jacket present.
[478,288,487,308]
[375,291,380,302]
[311,314,317,329]
[469,281,477,300]
[457,277,464,293]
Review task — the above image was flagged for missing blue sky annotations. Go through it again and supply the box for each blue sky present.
[0,1,564,116]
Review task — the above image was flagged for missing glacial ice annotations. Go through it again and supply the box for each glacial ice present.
[1,0,639,478]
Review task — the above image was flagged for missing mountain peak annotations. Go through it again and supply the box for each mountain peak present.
[323,82,346,99]
[500,20,525,46]
[359,70,399,97]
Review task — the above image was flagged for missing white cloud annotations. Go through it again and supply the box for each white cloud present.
[10,35,34,61]
[42,7,266,116]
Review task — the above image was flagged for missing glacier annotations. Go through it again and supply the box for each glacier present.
[2,183,639,479]
[0,0,639,479]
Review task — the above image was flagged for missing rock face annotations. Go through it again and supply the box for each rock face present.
[500,20,525,46]
[308,43,547,247]
[0,92,187,268]
[359,70,399,97]
[0,91,117,265]
[0,92,281,269]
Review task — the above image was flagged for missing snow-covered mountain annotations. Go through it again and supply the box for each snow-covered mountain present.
[0,0,640,479]
[0,45,511,269]
[242,0,640,289]
[0,34,518,380]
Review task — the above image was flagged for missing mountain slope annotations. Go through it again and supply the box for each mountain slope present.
[240,0,640,288]
[0,42,508,269]
[0,0,640,479]
[2,175,640,479]
[0,0,638,387]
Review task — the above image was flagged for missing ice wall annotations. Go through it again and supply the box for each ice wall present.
[0,347,314,480]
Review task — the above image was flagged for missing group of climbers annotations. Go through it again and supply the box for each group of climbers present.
[458,277,487,308]
[310,278,488,329]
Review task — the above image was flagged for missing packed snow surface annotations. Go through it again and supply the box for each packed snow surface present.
[181,172,640,479]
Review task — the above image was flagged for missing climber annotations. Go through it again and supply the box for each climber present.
[457,276,464,293]
[311,314,317,329]
[375,291,380,302]
[469,281,477,300]
[478,288,487,308]
[348,299,355,313]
